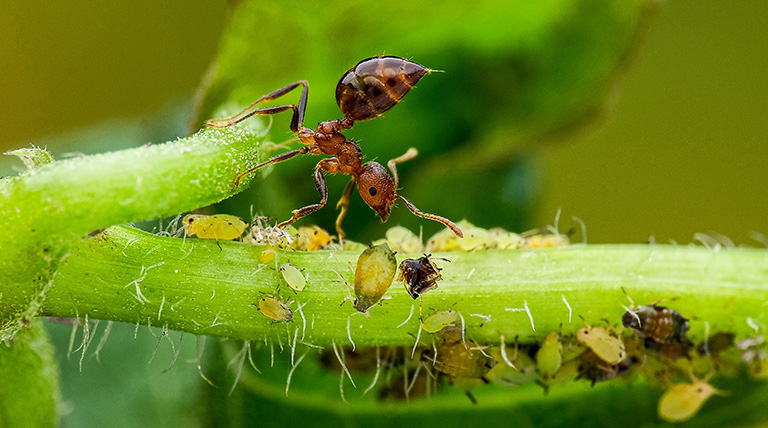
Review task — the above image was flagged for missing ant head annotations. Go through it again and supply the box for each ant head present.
[336,56,431,122]
[357,161,396,221]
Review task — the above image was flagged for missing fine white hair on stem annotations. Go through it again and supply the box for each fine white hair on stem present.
[500,335,516,369]
[92,320,113,363]
[405,362,424,396]
[524,301,536,332]
[458,312,468,347]
[703,321,711,355]
[411,323,423,358]
[291,327,299,366]
[397,305,415,328]
[246,341,261,374]
[346,316,356,352]
[163,332,185,373]
[79,316,97,372]
[747,317,762,333]
[270,342,275,368]
[470,313,491,325]
[67,315,80,360]
[286,349,309,396]
[195,336,217,388]
[561,294,573,323]
[296,303,307,341]
[363,346,382,396]
[467,268,476,280]
[227,342,249,396]
[157,295,166,321]
[332,341,356,388]
[553,207,562,232]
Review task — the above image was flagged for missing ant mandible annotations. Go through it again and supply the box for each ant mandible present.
[206,56,463,239]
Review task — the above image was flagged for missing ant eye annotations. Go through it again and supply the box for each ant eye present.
[369,186,377,196]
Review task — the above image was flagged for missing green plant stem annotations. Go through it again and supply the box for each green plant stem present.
[0,127,266,338]
[41,225,768,346]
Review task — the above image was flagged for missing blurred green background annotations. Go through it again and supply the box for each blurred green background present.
[2,1,767,426]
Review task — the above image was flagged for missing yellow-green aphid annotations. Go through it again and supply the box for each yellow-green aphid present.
[422,310,459,333]
[353,243,397,314]
[577,326,626,365]
[280,263,306,292]
[536,332,563,378]
[384,226,423,253]
[255,296,293,322]
[259,244,277,264]
[658,379,719,423]
[292,225,333,251]
[183,214,248,240]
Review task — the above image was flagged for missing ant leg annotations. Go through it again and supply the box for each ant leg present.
[397,196,463,238]
[234,146,310,186]
[335,178,357,239]
[277,159,339,229]
[206,81,309,132]
[386,147,418,188]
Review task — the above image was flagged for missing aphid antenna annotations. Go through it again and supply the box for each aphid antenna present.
[748,231,768,247]
[572,215,587,245]
[553,207,562,232]
[295,302,307,341]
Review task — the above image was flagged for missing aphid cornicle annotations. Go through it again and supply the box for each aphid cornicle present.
[182,214,248,240]
[255,296,293,323]
[206,56,463,239]
[397,254,449,299]
[352,243,397,314]
[622,303,689,345]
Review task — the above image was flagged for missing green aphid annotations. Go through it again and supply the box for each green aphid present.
[536,332,563,379]
[280,263,306,291]
[422,310,459,333]
[353,243,397,314]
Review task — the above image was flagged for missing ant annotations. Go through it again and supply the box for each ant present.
[206,56,463,239]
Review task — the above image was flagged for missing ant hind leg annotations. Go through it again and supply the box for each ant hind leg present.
[206,81,309,132]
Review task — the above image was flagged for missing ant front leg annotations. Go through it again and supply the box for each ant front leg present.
[206,80,309,132]
[387,148,464,238]
[234,146,310,186]
[277,158,340,229]
[335,178,357,239]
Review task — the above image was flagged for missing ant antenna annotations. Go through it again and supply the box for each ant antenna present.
[398,196,463,237]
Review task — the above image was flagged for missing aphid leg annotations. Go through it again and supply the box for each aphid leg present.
[234,146,310,186]
[277,159,335,229]
[334,178,357,239]
[206,80,309,131]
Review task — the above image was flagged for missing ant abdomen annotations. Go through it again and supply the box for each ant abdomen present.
[336,56,431,122]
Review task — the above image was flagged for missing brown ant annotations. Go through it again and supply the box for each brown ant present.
[206,56,463,239]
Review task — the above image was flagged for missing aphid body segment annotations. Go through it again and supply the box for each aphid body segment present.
[352,243,397,314]
[206,56,462,238]
[280,263,307,291]
[657,379,718,423]
[397,254,447,299]
[256,296,293,323]
[182,214,247,240]
[421,310,459,334]
[536,332,563,378]
[622,303,689,344]
[577,326,626,365]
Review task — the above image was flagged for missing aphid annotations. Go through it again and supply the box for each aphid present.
[536,332,563,379]
[280,263,306,292]
[622,292,690,345]
[255,296,293,323]
[488,227,524,249]
[352,243,397,314]
[657,378,720,423]
[259,244,278,264]
[206,56,463,239]
[425,220,494,252]
[397,254,449,299]
[182,214,247,240]
[577,325,626,365]
[292,225,332,251]
[383,225,423,253]
[423,326,496,380]
[520,227,572,249]
[576,348,633,386]
[421,310,459,334]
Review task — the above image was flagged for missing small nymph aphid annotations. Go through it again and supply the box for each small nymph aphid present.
[397,254,449,299]
[657,378,720,423]
[352,243,397,314]
[536,332,563,379]
[255,296,293,323]
[577,325,626,365]
[280,263,307,292]
[621,292,689,345]
[182,214,248,240]
[421,310,459,334]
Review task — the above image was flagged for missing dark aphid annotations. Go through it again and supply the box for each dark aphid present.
[622,303,690,345]
[397,254,449,299]
[206,56,462,239]
[422,326,496,380]
[352,243,397,314]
